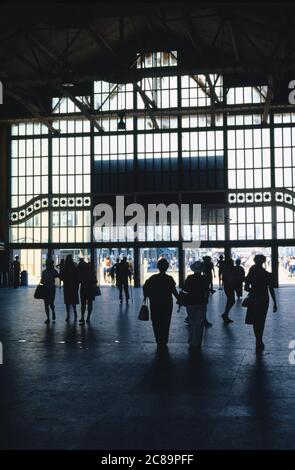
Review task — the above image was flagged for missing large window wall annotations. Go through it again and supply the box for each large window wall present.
[8,62,295,257]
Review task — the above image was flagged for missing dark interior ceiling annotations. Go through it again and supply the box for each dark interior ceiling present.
[1,2,295,119]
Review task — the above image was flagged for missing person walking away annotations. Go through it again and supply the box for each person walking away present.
[78,262,97,324]
[12,255,21,288]
[56,258,65,289]
[234,258,245,300]
[202,255,216,294]
[143,258,179,349]
[183,261,209,351]
[244,254,277,353]
[221,259,236,324]
[116,257,131,304]
[110,257,120,286]
[41,259,59,324]
[61,254,79,322]
[217,254,225,290]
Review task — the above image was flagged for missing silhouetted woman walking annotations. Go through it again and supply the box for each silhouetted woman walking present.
[41,259,59,324]
[78,262,97,324]
[61,254,79,322]
[183,261,209,350]
[244,254,277,353]
[143,258,179,348]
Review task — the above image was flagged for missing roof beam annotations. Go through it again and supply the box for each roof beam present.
[183,11,220,105]
[227,18,241,64]
[86,22,160,129]
[53,84,104,133]
[262,75,273,124]
[6,89,59,134]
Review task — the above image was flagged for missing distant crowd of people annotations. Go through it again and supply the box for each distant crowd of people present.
[281,255,295,277]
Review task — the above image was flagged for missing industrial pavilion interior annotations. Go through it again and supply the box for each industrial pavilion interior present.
[1,1,295,453]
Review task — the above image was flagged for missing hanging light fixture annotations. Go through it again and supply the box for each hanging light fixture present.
[117,111,126,129]
[62,29,75,88]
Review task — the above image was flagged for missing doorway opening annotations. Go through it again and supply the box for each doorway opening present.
[184,248,224,286]
[96,248,134,286]
[278,246,295,285]
[230,247,271,277]
[140,247,179,285]
[12,249,47,285]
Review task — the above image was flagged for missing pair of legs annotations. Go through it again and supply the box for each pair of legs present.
[151,306,172,347]
[118,280,129,303]
[234,283,243,299]
[253,322,265,351]
[222,285,235,323]
[65,304,78,322]
[186,304,206,348]
[218,270,223,289]
[253,311,267,353]
[44,299,55,324]
[79,299,93,324]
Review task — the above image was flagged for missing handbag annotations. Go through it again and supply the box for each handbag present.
[94,285,101,297]
[138,300,149,321]
[177,290,191,307]
[242,295,251,308]
[34,283,45,300]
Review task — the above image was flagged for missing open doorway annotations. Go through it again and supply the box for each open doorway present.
[231,247,271,277]
[278,246,295,285]
[140,247,179,285]
[184,248,224,286]
[96,248,134,286]
[12,249,47,285]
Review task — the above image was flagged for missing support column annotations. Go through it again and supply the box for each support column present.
[133,243,140,287]
[178,242,185,287]
[0,124,9,277]
[272,245,279,288]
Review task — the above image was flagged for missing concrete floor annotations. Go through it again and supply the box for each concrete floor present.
[0,285,295,450]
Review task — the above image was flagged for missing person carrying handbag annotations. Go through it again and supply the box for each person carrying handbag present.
[40,259,60,324]
[77,261,98,324]
[183,261,210,351]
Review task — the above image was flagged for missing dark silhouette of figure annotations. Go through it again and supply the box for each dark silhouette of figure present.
[244,254,277,353]
[41,259,59,324]
[60,254,79,322]
[116,257,130,303]
[110,257,120,286]
[221,258,236,324]
[184,261,209,350]
[56,258,65,289]
[143,258,179,348]
[234,258,245,300]
[217,254,225,290]
[12,255,20,288]
[77,261,97,324]
[202,255,215,294]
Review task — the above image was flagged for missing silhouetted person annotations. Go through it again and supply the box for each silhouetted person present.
[78,262,97,324]
[110,257,120,285]
[56,258,65,289]
[61,254,79,322]
[234,258,245,300]
[184,261,209,351]
[202,255,215,294]
[143,258,179,348]
[244,254,277,353]
[221,258,236,324]
[12,255,20,288]
[41,259,59,324]
[116,257,130,304]
[217,254,225,289]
